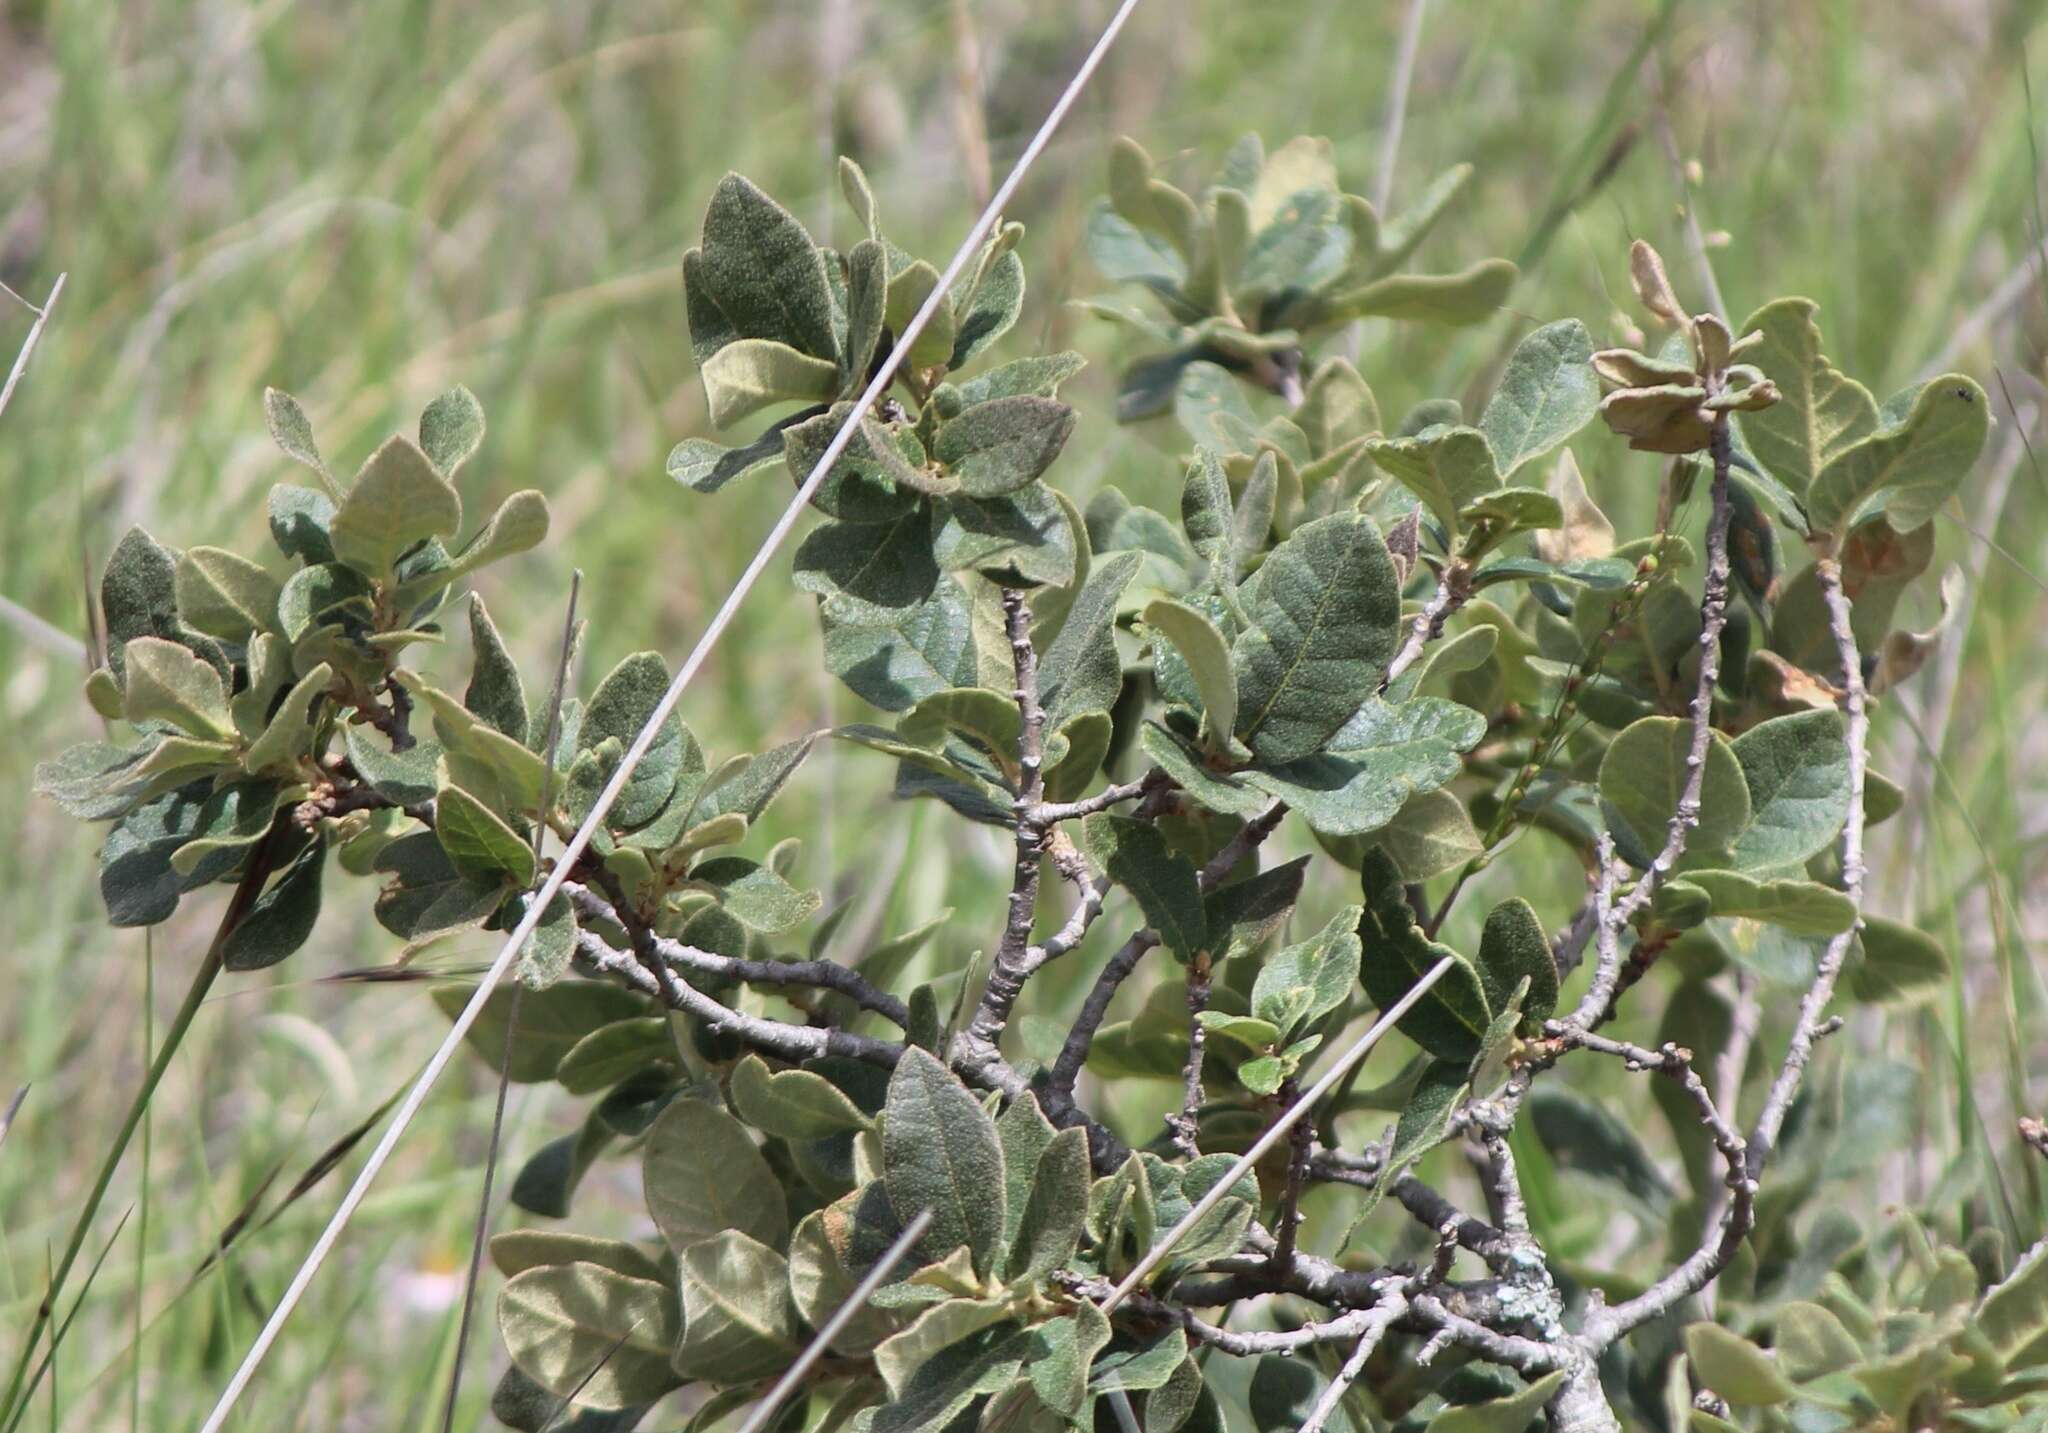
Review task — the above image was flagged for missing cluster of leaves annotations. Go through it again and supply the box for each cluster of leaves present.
[33,129,2004,1433]
[1681,1219,2048,1430]
[494,1045,1259,1431]
[1084,135,1516,421]
[36,387,549,961]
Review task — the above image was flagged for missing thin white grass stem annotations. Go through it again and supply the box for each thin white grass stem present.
[200,5,1142,1423]
[1373,0,1427,214]
[1100,955,1456,1314]
[0,274,64,424]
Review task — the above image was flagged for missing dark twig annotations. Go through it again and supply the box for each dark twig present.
[1169,958,1212,1159]
[964,588,1049,1059]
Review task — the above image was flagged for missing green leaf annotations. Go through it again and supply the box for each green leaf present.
[843,237,888,388]
[876,1299,1014,1399]
[489,1231,665,1284]
[497,1261,681,1411]
[671,1230,803,1382]
[1730,709,1851,870]
[822,577,976,712]
[1672,871,1856,936]
[329,435,462,579]
[690,172,840,364]
[957,352,1087,405]
[951,249,1027,369]
[1737,297,1878,499]
[1848,917,1949,1005]
[690,855,820,933]
[419,384,486,476]
[901,687,1023,769]
[434,783,533,885]
[1475,896,1557,1026]
[1247,1355,1357,1433]
[121,636,234,740]
[1037,550,1141,727]
[1332,257,1516,325]
[1367,788,1484,881]
[1202,855,1309,960]
[241,662,331,776]
[1082,813,1204,963]
[872,1326,1030,1433]
[440,488,549,586]
[267,484,337,564]
[730,1052,871,1138]
[579,652,696,830]
[221,834,326,971]
[1252,908,1363,1038]
[884,1046,1006,1274]
[669,424,799,496]
[431,979,645,1084]
[1144,598,1237,747]
[933,396,1074,498]
[796,508,942,619]
[514,891,579,990]
[1977,1240,2048,1366]
[264,387,328,480]
[933,484,1077,588]
[1424,1372,1569,1431]
[100,526,185,678]
[1358,849,1491,1061]
[1027,1306,1113,1417]
[642,1096,788,1252]
[1774,1301,1863,1382]
[700,337,842,428]
[34,741,155,821]
[1598,716,1752,866]
[1243,695,1484,835]
[1684,1323,1798,1406]
[1007,1126,1090,1281]
[1478,319,1598,478]
[786,1207,898,1360]
[462,593,529,743]
[1363,425,1500,541]
[553,1017,673,1095]
[174,546,281,642]
[886,259,959,370]
[1807,375,1988,538]
[1232,512,1401,763]
[377,830,505,939]
[1346,1057,1469,1236]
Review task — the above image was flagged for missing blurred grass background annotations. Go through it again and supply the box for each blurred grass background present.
[2,0,2046,1425]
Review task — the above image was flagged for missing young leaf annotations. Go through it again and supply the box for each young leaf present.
[1232,512,1400,763]
[883,1046,1006,1274]
[242,662,332,775]
[642,1097,788,1253]
[1083,813,1204,963]
[329,435,462,579]
[174,546,281,643]
[1144,598,1237,746]
[1252,908,1364,1038]
[268,484,337,564]
[1478,319,1599,478]
[263,387,329,481]
[1363,426,1500,544]
[433,783,534,885]
[419,384,486,476]
[700,337,842,428]
[121,636,234,740]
